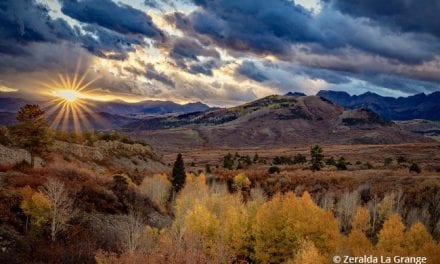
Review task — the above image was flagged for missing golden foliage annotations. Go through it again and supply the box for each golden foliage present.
[352,206,370,233]
[290,240,327,264]
[253,192,342,263]
[20,185,52,232]
[347,229,373,256]
[376,214,405,256]
[233,172,251,190]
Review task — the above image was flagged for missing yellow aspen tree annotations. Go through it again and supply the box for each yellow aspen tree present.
[376,215,405,256]
[223,195,251,259]
[352,206,370,233]
[173,172,208,236]
[139,173,171,211]
[347,229,373,256]
[404,222,433,253]
[183,202,220,256]
[290,240,327,264]
[377,193,397,222]
[233,173,251,191]
[295,192,343,256]
[253,192,342,263]
[20,186,52,234]
[253,193,294,263]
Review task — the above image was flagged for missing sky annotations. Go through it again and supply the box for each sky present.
[0,0,439,106]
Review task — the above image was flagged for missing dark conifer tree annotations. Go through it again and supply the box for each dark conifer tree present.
[310,144,324,172]
[172,153,186,193]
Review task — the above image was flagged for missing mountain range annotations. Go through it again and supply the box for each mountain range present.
[0,96,210,126]
[317,90,440,121]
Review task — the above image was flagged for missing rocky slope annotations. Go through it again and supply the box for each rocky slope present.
[0,140,166,173]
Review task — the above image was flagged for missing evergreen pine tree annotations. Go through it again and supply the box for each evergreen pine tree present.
[310,144,324,172]
[9,104,52,167]
[172,153,186,193]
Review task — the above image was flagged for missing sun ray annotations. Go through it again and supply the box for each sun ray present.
[77,75,101,92]
[39,61,103,133]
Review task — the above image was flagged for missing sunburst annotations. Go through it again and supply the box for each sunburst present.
[38,61,106,132]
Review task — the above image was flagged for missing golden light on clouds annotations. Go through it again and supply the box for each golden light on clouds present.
[0,84,18,93]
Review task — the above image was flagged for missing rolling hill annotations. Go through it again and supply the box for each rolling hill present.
[126,94,432,152]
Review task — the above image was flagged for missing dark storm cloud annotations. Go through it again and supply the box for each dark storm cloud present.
[144,64,175,87]
[188,0,318,57]
[0,0,167,75]
[60,0,163,39]
[0,0,78,55]
[181,0,440,63]
[80,24,144,60]
[326,0,440,39]
[170,37,219,61]
[298,67,351,85]
[236,61,269,82]
[237,59,350,84]
[353,73,440,95]
[189,59,219,76]
[165,37,221,75]
[125,64,175,87]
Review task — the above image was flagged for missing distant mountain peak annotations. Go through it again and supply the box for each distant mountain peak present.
[285,91,306,97]
[317,90,439,120]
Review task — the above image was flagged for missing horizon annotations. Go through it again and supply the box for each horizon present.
[0,0,439,107]
[0,88,438,108]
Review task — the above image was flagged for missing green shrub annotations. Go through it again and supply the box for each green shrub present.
[325,156,336,166]
[293,154,307,164]
[268,166,281,174]
[409,163,421,174]
[384,157,393,166]
[335,157,348,170]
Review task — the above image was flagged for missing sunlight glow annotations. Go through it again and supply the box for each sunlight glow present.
[51,89,81,103]
[37,59,107,132]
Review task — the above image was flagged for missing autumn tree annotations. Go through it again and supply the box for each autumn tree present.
[232,173,251,192]
[171,153,186,194]
[310,144,324,171]
[253,192,341,263]
[351,206,370,233]
[9,104,52,167]
[114,212,149,254]
[337,191,359,232]
[376,215,405,256]
[347,206,373,255]
[40,178,74,241]
[403,222,433,254]
[139,173,171,211]
[290,240,327,264]
[347,229,373,256]
[183,202,221,256]
[20,186,52,235]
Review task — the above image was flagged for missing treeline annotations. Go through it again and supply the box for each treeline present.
[221,145,423,174]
